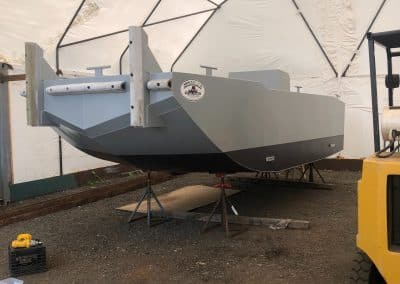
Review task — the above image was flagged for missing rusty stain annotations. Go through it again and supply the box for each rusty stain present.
[45,0,100,50]
[72,0,100,27]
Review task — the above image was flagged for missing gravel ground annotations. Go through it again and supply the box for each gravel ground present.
[0,171,359,283]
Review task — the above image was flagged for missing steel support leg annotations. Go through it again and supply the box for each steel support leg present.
[128,171,167,226]
[309,164,314,182]
[311,163,326,183]
[298,163,326,183]
[202,174,241,237]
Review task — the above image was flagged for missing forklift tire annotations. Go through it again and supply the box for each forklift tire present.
[350,251,386,284]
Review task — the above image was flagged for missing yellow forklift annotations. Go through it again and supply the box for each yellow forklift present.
[352,31,400,283]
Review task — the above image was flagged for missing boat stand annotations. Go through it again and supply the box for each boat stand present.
[202,174,244,237]
[228,174,332,191]
[298,163,326,183]
[128,171,167,226]
[255,171,279,179]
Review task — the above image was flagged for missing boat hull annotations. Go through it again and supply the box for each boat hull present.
[92,135,343,172]
[43,70,345,173]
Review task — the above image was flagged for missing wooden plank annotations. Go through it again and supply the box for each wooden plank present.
[117,185,240,213]
[0,171,172,227]
[9,174,78,202]
[0,74,26,82]
[150,211,310,230]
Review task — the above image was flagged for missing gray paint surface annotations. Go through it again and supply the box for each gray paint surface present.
[129,26,162,127]
[44,75,130,129]
[229,70,290,92]
[0,64,12,203]
[41,70,344,171]
[172,72,344,153]
[25,42,58,126]
[24,27,345,172]
[47,100,221,156]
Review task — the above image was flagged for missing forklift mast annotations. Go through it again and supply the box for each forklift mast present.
[368,30,400,152]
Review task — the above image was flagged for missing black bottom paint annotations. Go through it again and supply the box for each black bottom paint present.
[123,153,245,173]
[86,135,343,173]
[227,135,344,172]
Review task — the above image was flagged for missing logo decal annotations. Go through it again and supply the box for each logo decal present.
[180,80,205,101]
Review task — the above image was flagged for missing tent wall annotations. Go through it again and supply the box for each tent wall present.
[9,79,115,184]
[173,0,397,159]
[1,0,400,182]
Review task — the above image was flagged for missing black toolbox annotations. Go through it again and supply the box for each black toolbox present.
[8,245,47,277]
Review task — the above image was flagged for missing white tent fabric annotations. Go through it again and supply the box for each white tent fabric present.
[174,0,400,158]
[1,0,400,182]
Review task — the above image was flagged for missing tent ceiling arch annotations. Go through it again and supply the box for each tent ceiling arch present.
[48,0,344,78]
[55,0,226,74]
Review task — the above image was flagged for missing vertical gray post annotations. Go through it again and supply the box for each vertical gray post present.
[25,42,58,126]
[0,63,13,204]
[368,36,380,152]
[25,43,42,126]
[129,27,147,127]
[128,26,161,127]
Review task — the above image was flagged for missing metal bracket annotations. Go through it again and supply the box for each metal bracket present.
[200,65,218,76]
[295,86,303,93]
[86,65,111,77]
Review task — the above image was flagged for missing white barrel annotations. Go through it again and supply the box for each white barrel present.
[46,81,126,95]
[147,79,171,90]
[381,107,400,140]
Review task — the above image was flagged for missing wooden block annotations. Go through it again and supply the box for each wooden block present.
[117,185,240,213]
[149,211,310,230]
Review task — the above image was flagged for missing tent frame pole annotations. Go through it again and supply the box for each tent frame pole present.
[55,0,86,75]
[291,0,338,77]
[367,34,381,152]
[56,0,348,78]
[387,48,394,107]
[341,0,387,77]
[54,0,228,75]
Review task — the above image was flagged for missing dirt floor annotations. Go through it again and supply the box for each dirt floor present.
[0,170,359,283]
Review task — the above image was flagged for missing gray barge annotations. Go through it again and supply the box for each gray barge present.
[24,26,344,172]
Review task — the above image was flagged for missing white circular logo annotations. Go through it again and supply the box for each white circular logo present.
[180,80,205,101]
